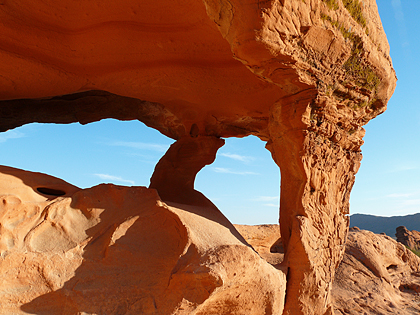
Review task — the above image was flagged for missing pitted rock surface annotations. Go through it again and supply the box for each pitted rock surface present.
[333,228,420,315]
[0,0,395,139]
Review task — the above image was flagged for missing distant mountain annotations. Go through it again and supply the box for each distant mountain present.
[350,213,420,237]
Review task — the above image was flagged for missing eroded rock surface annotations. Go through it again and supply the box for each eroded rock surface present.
[0,1,397,314]
[396,226,420,252]
[333,228,420,315]
[236,224,420,315]
[0,166,286,315]
[0,0,396,139]
[150,135,225,207]
[234,224,284,266]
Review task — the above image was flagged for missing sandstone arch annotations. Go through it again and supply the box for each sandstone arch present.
[0,0,396,314]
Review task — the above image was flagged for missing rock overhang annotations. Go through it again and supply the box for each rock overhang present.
[0,1,398,314]
[0,0,284,139]
[0,0,396,141]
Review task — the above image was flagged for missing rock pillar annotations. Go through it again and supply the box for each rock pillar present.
[267,91,364,315]
[150,135,225,207]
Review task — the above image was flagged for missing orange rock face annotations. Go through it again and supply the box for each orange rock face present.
[0,0,397,314]
[234,224,284,266]
[237,224,420,315]
[396,226,420,251]
[0,166,286,315]
[150,135,225,207]
[333,228,420,314]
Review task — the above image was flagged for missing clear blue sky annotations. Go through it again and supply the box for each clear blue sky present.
[0,1,418,224]
[350,0,420,218]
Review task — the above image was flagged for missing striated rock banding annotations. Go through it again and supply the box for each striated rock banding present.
[0,1,397,314]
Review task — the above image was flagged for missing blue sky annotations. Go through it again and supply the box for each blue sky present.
[350,0,420,218]
[1,1,418,224]
[0,121,280,224]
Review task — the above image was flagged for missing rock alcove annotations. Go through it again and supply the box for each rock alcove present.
[0,0,396,314]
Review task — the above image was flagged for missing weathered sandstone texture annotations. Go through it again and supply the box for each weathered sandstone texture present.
[333,227,420,315]
[150,136,225,207]
[0,0,397,314]
[234,224,284,266]
[237,224,420,315]
[0,166,286,315]
[396,226,420,252]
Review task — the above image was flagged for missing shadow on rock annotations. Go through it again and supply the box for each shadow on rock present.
[21,184,190,314]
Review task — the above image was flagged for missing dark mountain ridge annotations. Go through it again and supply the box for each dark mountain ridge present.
[350,213,420,237]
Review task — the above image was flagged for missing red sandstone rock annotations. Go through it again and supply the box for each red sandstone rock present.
[333,228,420,315]
[0,166,286,315]
[0,0,396,140]
[0,1,398,314]
[235,224,420,315]
[396,226,420,251]
[234,224,283,266]
[150,135,225,207]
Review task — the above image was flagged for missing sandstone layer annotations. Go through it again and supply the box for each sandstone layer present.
[0,1,397,314]
[0,166,286,315]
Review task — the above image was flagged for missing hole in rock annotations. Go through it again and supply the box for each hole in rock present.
[36,187,66,196]
[195,135,280,225]
[386,264,398,271]
[0,120,173,189]
[399,283,420,293]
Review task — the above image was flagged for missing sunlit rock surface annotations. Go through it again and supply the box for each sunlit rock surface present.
[234,224,284,266]
[0,0,397,313]
[0,166,286,315]
[237,224,420,315]
[396,226,420,252]
[333,228,420,315]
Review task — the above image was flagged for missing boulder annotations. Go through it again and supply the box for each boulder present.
[0,166,286,315]
[235,224,420,315]
[396,226,420,251]
[333,228,420,315]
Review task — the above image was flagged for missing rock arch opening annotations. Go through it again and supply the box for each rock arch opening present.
[0,119,174,189]
[195,135,280,225]
[0,120,280,225]
[0,0,396,313]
